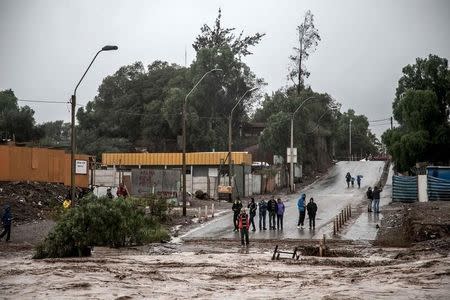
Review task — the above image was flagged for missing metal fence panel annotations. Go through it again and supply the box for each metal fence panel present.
[427,175,450,201]
[131,169,180,196]
[392,175,418,202]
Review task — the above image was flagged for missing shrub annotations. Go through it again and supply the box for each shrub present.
[34,195,170,259]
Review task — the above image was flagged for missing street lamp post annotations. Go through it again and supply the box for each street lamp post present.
[70,45,118,203]
[289,96,320,193]
[228,87,257,197]
[182,68,222,216]
[349,119,352,161]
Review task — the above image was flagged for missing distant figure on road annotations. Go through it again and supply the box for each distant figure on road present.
[267,197,277,230]
[0,204,12,242]
[372,186,382,213]
[232,198,243,231]
[345,172,351,188]
[258,199,267,230]
[116,183,129,198]
[238,208,250,246]
[366,187,373,212]
[248,198,257,232]
[306,198,318,229]
[297,193,306,229]
[351,177,355,187]
[356,175,362,188]
[106,188,114,199]
[276,198,285,230]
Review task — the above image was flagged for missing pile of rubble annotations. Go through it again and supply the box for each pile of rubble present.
[0,181,68,224]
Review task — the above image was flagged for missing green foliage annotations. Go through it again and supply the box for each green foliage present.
[383,54,450,172]
[0,89,40,142]
[34,195,170,259]
[37,120,71,147]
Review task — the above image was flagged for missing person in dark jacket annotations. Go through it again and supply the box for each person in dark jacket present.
[356,175,362,188]
[258,199,267,230]
[238,208,250,246]
[106,188,114,199]
[232,199,243,231]
[366,187,373,212]
[297,193,306,229]
[116,183,129,198]
[0,205,12,242]
[345,172,351,188]
[306,198,318,229]
[267,197,277,230]
[247,198,257,231]
[276,198,285,230]
[372,186,382,213]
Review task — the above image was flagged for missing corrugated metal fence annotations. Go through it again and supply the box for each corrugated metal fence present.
[427,175,450,201]
[392,175,418,202]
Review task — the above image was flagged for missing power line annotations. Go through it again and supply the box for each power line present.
[368,117,391,123]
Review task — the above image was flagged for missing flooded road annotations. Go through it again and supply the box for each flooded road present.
[183,161,385,241]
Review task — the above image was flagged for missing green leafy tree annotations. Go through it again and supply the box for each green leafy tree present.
[0,89,40,142]
[383,63,450,173]
[37,120,71,147]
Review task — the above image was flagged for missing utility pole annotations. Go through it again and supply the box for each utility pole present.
[390,116,393,130]
[349,119,352,161]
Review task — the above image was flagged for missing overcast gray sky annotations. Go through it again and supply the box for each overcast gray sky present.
[1,0,449,137]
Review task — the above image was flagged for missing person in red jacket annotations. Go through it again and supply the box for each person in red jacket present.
[238,208,250,246]
[116,183,129,198]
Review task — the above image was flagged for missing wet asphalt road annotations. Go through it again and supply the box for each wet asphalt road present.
[182,161,386,240]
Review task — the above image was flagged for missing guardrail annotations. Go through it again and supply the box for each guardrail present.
[333,204,352,235]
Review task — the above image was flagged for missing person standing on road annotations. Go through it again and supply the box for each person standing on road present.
[276,198,285,230]
[267,197,277,230]
[297,193,306,229]
[232,198,243,231]
[238,208,250,246]
[258,199,267,230]
[306,198,318,229]
[356,175,362,189]
[351,177,355,187]
[366,187,373,212]
[372,186,382,213]
[0,204,12,242]
[345,172,351,188]
[248,198,257,232]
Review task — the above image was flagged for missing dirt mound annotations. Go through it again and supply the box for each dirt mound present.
[0,181,68,224]
[375,201,450,247]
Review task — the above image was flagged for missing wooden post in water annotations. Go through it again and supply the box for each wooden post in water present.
[212,203,215,218]
[205,205,208,219]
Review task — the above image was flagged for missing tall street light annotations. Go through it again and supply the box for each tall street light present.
[289,96,323,193]
[228,87,258,196]
[349,118,352,161]
[71,45,118,203]
[182,68,222,216]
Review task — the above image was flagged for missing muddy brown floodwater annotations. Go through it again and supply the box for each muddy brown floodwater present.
[1,241,449,299]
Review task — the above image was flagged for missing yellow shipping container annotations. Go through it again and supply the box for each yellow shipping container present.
[102,152,252,166]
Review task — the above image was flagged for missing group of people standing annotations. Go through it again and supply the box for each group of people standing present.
[231,194,318,246]
[366,186,382,213]
[345,172,363,188]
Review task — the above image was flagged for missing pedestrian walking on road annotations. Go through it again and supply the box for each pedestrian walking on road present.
[366,187,373,212]
[297,193,306,229]
[306,198,318,229]
[276,198,285,230]
[232,198,243,231]
[258,199,267,230]
[345,172,351,188]
[238,209,250,246]
[0,204,12,242]
[267,197,277,230]
[248,198,257,231]
[351,177,355,187]
[372,186,382,213]
[356,175,362,189]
